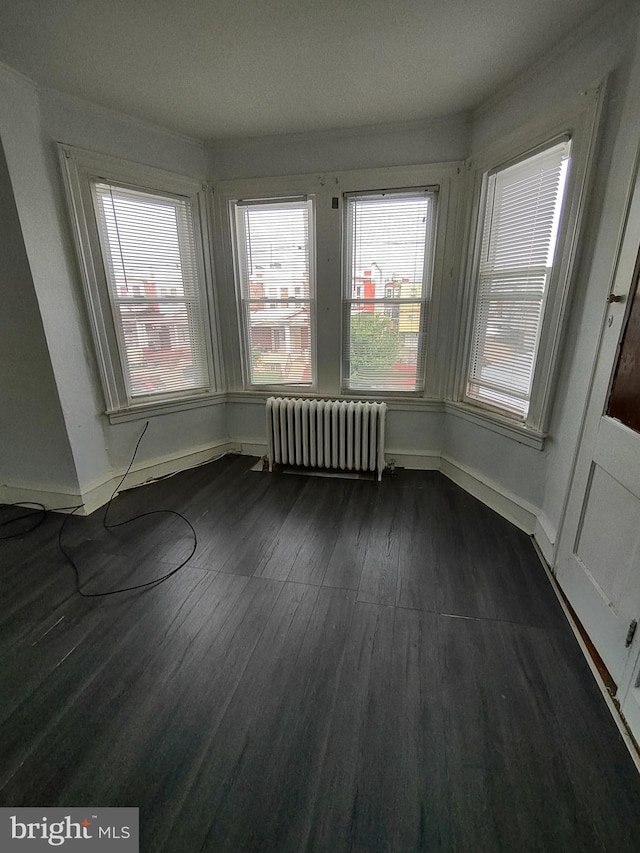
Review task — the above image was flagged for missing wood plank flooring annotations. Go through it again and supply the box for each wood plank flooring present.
[1,454,640,852]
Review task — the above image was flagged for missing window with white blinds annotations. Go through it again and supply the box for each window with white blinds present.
[343,189,437,392]
[92,183,211,403]
[232,197,314,386]
[59,145,216,414]
[466,140,571,419]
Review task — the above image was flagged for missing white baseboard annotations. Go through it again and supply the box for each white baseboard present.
[237,442,538,535]
[385,451,441,471]
[233,442,539,535]
[439,455,538,534]
[80,439,239,514]
[0,483,84,514]
[534,512,557,567]
[4,438,543,540]
[236,441,268,458]
[1,439,239,516]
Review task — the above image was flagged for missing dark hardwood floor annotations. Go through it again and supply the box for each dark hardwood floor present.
[2,454,640,852]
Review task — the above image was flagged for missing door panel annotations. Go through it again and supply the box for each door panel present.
[575,459,640,623]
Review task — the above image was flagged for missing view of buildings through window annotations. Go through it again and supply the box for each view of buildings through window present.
[94,184,437,396]
[94,183,209,400]
[233,198,314,385]
[231,190,436,390]
[344,190,436,392]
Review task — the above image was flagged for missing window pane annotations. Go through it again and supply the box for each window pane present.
[246,302,312,385]
[94,183,210,401]
[348,193,431,292]
[343,190,435,392]
[234,198,314,387]
[466,141,570,418]
[348,302,424,391]
[118,302,209,396]
[237,202,311,300]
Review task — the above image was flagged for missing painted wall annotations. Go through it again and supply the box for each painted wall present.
[209,114,470,180]
[39,89,209,180]
[0,129,78,499]
[0,68,111,496]
[470,1,638,154]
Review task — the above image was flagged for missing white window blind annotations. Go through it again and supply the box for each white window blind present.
[233,197,314,386]
[466,140,571,419]
[92,183,210,402]
[343,189,436,392]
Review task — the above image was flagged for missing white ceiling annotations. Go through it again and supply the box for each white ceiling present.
[0,0,606,141]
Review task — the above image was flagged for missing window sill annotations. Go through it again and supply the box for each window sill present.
[106,392,227,424]
[445,401,547,449]
[106,392,544,446]
[225,389,445,412]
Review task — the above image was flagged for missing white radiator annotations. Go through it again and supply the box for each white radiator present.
[266,397,387,481]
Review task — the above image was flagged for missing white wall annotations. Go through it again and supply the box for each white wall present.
[0,128,78,500]
[209,114,470,180]
[39,89,209,180]
[470,1,638,153]
[0,68,86,504]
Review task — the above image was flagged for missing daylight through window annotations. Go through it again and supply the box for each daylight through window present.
[343,189,437,392]
[232,197,314,386]
[93,183,211,402]
[466,140,571,419]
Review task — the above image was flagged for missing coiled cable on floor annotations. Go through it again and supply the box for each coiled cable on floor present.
[58,421,198,597]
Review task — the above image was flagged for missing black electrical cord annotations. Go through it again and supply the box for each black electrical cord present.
[0,502,47,538]
[0,503,83,539]
[58,420,198,597]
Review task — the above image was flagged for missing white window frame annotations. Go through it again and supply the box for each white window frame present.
[453,85,605,440]
[341,186,439,394]
[229,195,316,390]
[336,164,458,401]
[214,164,458,399]
[59,145,220,418]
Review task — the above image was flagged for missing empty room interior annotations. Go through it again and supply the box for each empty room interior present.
[3,0,640,850]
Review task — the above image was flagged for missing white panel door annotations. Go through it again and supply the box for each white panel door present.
[556,176,640,742]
